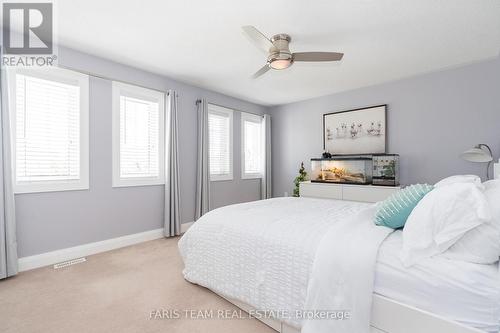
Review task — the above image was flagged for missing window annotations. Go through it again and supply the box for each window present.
[208,104,233,181]
[9,67,89,193]
[241,112,263,179]
[112,82,165,187]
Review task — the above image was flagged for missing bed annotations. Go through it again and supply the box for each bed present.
[178,197,500,333]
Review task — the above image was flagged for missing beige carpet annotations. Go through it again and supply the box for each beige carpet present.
[0,237,275,333]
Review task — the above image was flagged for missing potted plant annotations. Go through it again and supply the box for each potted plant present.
[293,162,308,197]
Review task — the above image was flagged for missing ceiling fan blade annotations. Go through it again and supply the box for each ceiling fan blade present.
[252,64,270,78]
[242,26,274,53]
[293,52,344,62]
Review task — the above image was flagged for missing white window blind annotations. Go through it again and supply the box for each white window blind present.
[9,68,89,193]
[241,113,263,178]
[208,105,233,181]
[120,95,159,178]
[112,82,165,187]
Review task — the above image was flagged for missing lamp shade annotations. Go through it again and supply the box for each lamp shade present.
[460,146,493,163]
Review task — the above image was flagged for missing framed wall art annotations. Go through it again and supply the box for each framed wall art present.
[323,105,387,154]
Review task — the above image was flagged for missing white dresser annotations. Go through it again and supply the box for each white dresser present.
[299,181,400,203]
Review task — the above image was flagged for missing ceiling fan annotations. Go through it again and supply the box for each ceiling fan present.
[242,26,344,78]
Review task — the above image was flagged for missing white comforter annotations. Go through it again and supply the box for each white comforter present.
[179,197,388,330]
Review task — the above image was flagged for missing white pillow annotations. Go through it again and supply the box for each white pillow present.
[434,175,484,190]
[400,182,491,267]
[483,179,500,191]
[441,180,500,264]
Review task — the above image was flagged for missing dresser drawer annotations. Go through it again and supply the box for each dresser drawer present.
[299,182,342,200]
[299,181,400,203]
[342,185,397,203]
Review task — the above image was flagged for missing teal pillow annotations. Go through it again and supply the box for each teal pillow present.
[374,184,434,229]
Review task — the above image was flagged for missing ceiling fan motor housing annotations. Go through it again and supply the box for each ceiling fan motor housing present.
[268,34,293,68]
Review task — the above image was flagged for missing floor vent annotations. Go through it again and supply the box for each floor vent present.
[53,257,87,269]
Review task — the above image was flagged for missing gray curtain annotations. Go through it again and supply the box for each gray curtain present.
[164,90,181,237]
[195,99,210,220]
[261,114,272,199]
[0,63,18,279]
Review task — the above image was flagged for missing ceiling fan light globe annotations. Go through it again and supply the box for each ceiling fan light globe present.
[270,59,292,70]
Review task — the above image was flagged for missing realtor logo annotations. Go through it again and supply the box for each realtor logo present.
[2,2,53,54]
[1,1,57,67]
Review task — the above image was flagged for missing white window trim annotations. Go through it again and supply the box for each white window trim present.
[8,67,90,194]
[241,112,264,180]
[208,104,233,182]
[111,81,165,188]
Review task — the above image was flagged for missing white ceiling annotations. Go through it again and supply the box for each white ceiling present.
[55,0,500,106]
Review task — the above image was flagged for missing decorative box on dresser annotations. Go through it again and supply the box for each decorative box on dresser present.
[299,181,400,203]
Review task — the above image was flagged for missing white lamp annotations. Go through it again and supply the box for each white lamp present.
[460,144,493,179]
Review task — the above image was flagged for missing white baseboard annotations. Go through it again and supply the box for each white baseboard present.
[18,222,194,272]
[181,221,193,233]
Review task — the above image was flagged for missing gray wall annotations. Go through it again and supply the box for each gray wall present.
[16,47,268,257]
[269,57,500,197]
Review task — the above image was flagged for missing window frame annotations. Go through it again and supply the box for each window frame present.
[111,81,165,188]
[8,67,90,194]
[241,112,264,180]
[208,104,233,182]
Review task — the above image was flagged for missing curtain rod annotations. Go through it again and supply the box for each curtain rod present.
[57,65,259,114]
[196,99,264,118]
[57,64,170,94]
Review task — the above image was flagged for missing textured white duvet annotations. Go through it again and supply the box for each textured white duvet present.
[178,197,372,328]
